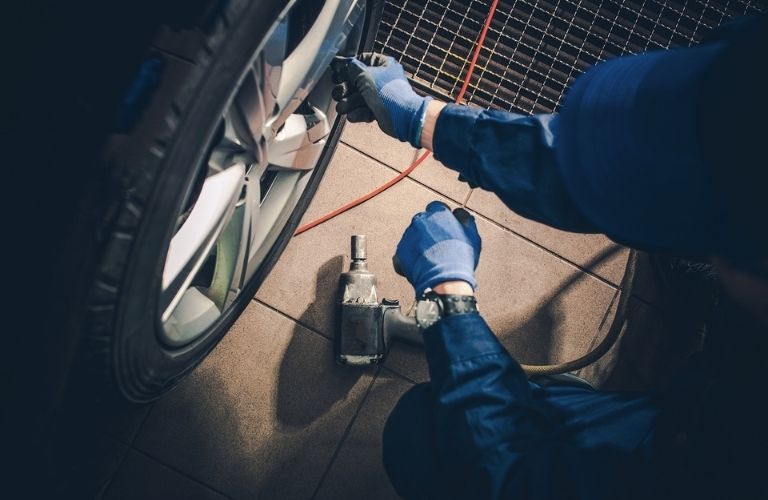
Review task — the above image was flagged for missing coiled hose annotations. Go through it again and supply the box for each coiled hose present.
[520,249,639,375]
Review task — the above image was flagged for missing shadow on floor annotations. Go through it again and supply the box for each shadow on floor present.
[276,255,365,428]
[500,245,623,366]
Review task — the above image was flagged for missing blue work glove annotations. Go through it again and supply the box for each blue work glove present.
[394,201,481,296]
[331,53,432,148]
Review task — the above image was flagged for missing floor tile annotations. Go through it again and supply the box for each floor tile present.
[341,122,471,203]
[466,187,630,285]
[104,450,227,500]
[314,372,413,500]
[383,341,430,384]
[133,301,376,500]
[256,143,459,338]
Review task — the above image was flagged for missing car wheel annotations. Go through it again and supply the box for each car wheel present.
[65,0,382,403]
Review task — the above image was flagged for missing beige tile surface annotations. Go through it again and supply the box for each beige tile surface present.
[341,121,472,203]
[133,301,376,500]
[104,450,228,500]
[314,373,414,500]
[467,188,630,285]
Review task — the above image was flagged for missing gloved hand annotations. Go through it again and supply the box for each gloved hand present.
[331,53,432,148]
[394,201,481,296]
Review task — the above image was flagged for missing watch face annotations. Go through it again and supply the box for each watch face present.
[416,299,441,329]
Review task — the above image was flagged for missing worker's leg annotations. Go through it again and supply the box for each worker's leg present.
[382,383,441,499]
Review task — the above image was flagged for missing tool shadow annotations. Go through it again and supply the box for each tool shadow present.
[275,255,370,427]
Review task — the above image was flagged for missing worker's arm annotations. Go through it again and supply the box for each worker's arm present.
[423,312,657,499]
[432,101,595,232]
[332,54,596,233]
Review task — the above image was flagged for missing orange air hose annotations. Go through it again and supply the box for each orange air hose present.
[294,0,500,236]
[294,0,637,377]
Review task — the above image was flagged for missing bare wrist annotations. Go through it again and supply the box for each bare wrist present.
[420,100,447,151]
[432,280,474,296]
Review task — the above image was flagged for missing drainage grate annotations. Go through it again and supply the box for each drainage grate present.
[374,0,767,114]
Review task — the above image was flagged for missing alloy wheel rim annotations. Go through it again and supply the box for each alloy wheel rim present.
[159,0,365,346]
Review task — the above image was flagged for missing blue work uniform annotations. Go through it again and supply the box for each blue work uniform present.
[382,14,767,500]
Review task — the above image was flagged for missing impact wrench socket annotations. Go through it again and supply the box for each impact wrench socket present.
[336,235,423,365]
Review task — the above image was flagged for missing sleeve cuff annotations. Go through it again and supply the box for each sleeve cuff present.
[423,313,509,367]
[432,104,483,178]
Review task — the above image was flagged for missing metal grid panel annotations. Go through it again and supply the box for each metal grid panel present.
[374,0,767,114]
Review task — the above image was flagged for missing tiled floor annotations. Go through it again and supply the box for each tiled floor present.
[94,124,668,499]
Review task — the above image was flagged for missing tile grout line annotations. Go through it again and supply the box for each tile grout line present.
[309,365,383,500]
[469,210,622,290]
[97,439,133,500]
[339,140,468,206]
[339,140,623,290]
[129,404,156,445]
[126,447,236,500]
[381,365,419,385]
[100,405,158,498]
[254,298,333,341]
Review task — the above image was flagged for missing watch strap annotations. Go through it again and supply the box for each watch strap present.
[437,294,478,316]
[423,291,477,317]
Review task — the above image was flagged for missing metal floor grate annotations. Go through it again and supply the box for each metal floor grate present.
[374,0,767,114]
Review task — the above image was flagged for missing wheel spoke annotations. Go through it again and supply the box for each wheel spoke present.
[261,15,289,128]
[267,105,330,169]
[161,164,246,321]
[209,111,255,173]
[244,170,309,282]
[163,287,221,346]
[206,201,245,309]
[209,173,260,310]
[231,67,267,162]
[266,0,363,135]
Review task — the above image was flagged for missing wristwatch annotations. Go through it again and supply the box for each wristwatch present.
[415,290,478,330]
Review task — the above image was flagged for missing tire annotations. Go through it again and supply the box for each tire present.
[59,0,383,404]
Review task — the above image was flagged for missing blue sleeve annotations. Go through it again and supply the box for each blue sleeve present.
[423,313,659,499]
[432,105,597,233]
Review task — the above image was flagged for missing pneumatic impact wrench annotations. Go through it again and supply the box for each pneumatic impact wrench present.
[335,235,423,365]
